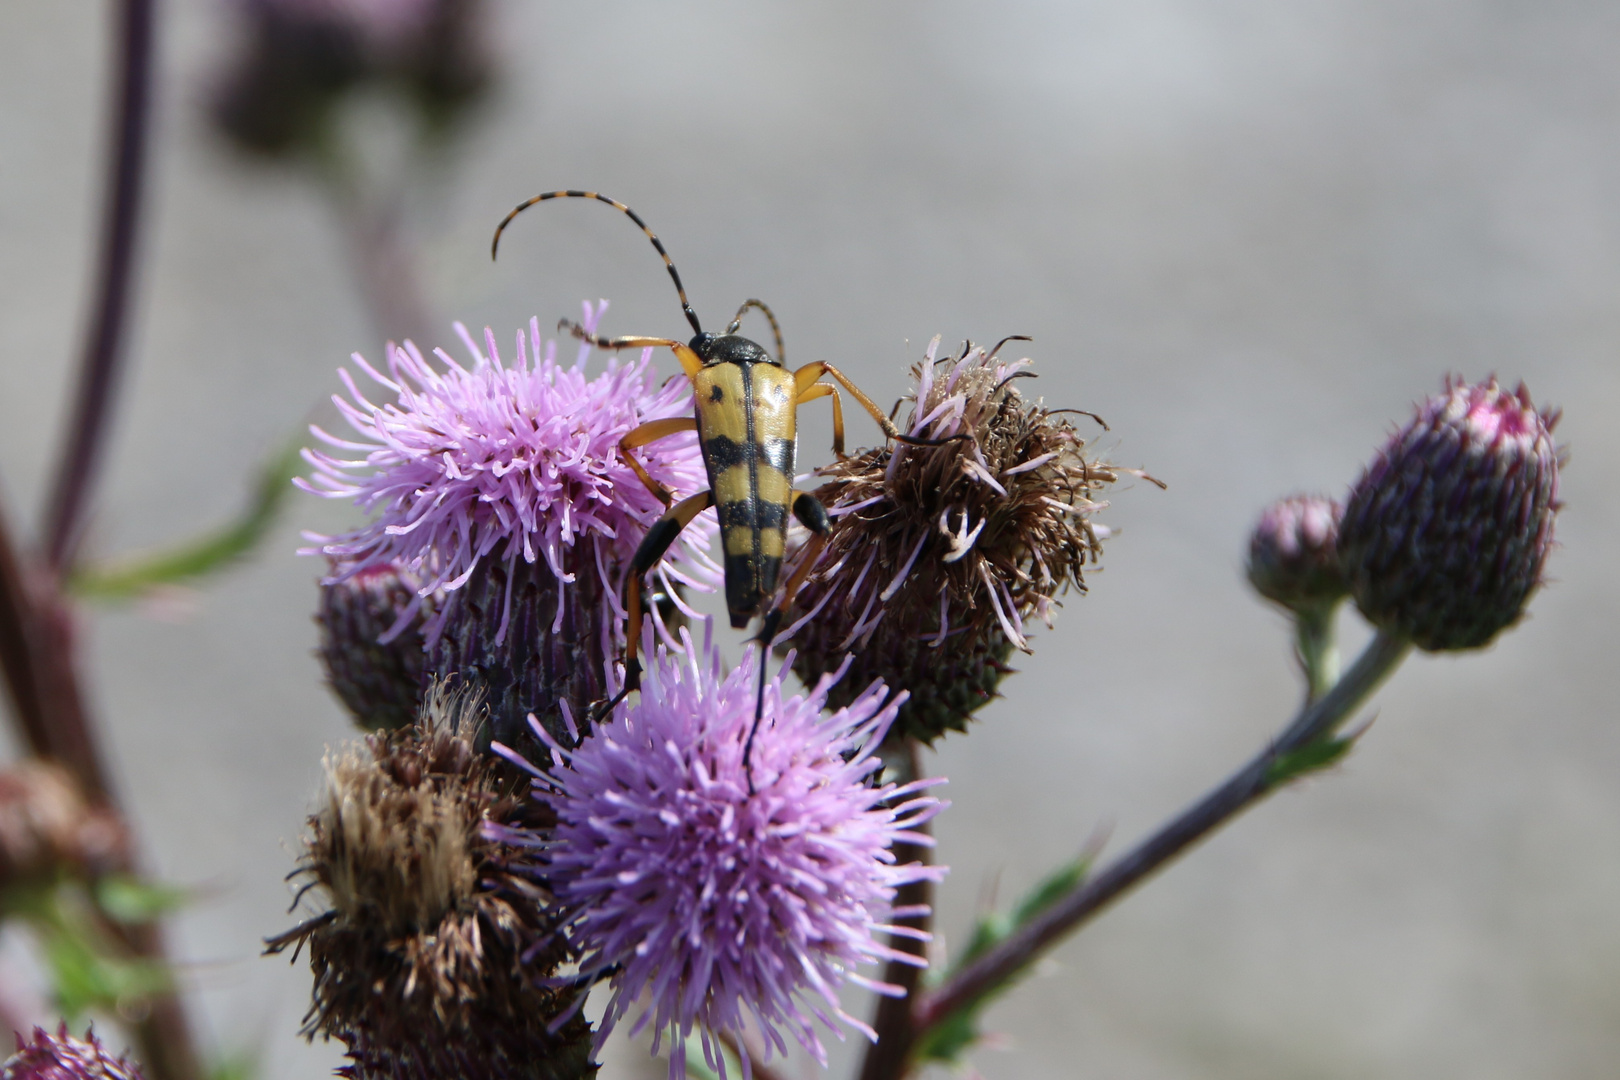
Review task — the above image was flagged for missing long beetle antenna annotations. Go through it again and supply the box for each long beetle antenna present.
[727,298,786,362]
[490,190,704,337]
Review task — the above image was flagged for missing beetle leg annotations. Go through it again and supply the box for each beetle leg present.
[599,490,715,725]
[559,320,705,379]
[620,417,699,507]
[796,382,847,459]
[793,360,973,449]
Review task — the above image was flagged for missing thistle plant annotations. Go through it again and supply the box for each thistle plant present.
[0,7,1574,1076]
[281,281,1563,1078]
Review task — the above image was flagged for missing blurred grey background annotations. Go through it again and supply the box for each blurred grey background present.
[3,2,1618,1078]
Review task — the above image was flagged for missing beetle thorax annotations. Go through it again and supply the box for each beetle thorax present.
[691,333,776,367]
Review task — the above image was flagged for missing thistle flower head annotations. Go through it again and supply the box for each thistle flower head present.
[267,688,593,1080]
[1338,376,1561,651]
[498,625,944,1078]
[2,1027,141,1080]
[263,0,441,53]
[213,0,490,156]
[316,559,430,731]
[0,763,127,888]
[790,336,1146,743]
[300,303,717,648]
[1246,494,1347,611]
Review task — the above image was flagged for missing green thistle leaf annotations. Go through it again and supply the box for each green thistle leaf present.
[915,853,1092,1065]
[70,437,303,601]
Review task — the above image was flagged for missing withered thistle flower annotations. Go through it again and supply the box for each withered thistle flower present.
[3,1026,142,1080]
[790,337,1148,743]
[1338,377,1561,651]
[1246,494,1347,612]
[316,560,430,731]
[266,688,594,1080]
[0,763,127,889]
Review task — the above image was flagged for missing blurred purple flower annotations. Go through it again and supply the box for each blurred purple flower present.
[1338,376,1561,651]
[2,1026,142,1080]
[1246,493,1347,610]
[300,302,717,644]
[495,625,945,1078]
[264,0,438,53]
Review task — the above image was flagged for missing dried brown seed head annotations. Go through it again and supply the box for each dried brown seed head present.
[789,337,1154,743]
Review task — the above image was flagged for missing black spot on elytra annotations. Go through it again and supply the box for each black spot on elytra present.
[710,385,724,403]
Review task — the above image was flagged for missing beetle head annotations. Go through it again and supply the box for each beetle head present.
[690,333,777,367]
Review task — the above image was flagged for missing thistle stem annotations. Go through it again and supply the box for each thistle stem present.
[44,0,157,572]
[1295,600,1341,705]
[909,630,1412,1054]
[858,740,931,1080]
[311,138,435,347]
[24,4,205,1077]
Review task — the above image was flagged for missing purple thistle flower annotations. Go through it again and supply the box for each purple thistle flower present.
[494,625,945,1078]
[300,302,718,646]
[3,1026,142,1080]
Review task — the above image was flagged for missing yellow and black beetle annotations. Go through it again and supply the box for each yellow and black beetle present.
[491,191,962,758]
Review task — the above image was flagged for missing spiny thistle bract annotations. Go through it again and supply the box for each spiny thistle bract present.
[2,1026,142,1080]
[1246,494,1347,612]
[1338,376,1561,651]
[300,303,718,746]
[493,625,945,1079]
[789,336,1148,743]
[266,688,594,1080]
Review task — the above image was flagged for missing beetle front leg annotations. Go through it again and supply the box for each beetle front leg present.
[559,320,705,378]
[797,382,847,459]
[794,360,973,449]
[620,417,698,507]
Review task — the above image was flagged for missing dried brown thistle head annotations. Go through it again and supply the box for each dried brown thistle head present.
[0,762,127,888]
[266,686,594,1080]
[789,337,1157,744]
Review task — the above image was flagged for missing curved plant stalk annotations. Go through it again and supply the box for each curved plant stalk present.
[899,630,1412,1078]
[2,3,207,1078]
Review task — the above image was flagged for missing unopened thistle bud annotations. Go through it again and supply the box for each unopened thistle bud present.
[1338,377,1561,651]
[3,1026,143,1080]
[1246,494,1347,611]
[790,337,1152,743]
[266,689,594,1080]
[316,560,429,731]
